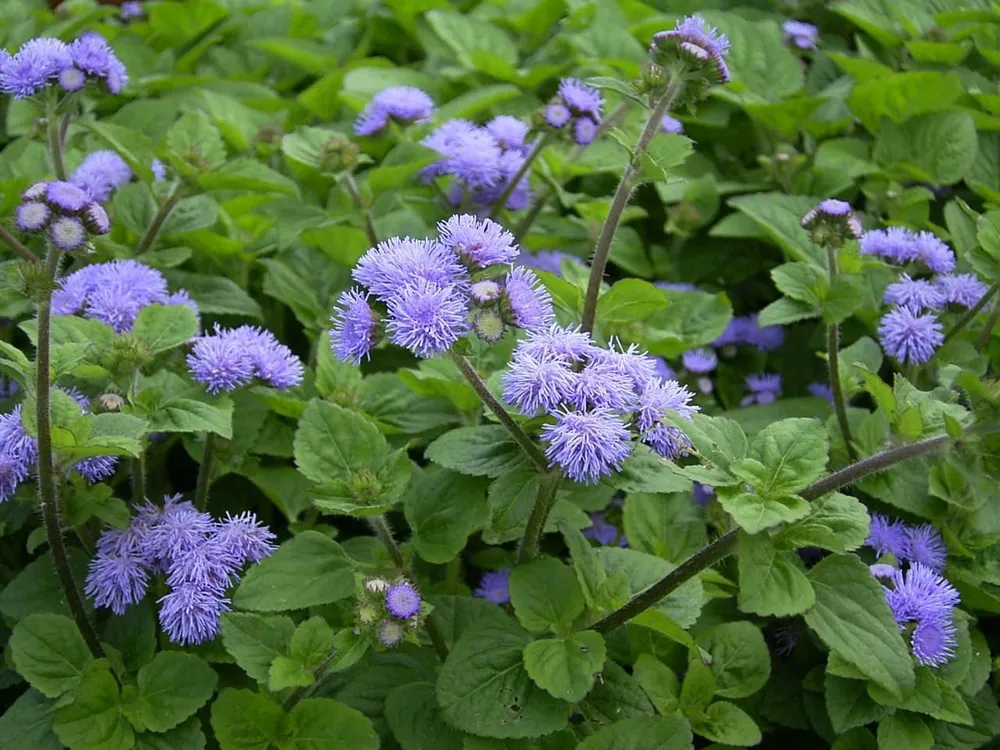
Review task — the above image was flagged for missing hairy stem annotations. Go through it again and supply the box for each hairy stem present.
[131,451,147,504]
[0,225,39,263]
[344,173,379,247]
[489,133,551,218]
[194,431,216,512]
[581,80,683,333]
[448,350,549,472]
[825,245,857,461]
[943,283,998,345]
[515,469,562,565]
[589,433,953,633]
[368,515,450,662]
[976,303,1000,350]
[136,182,184,254]
[46,91,66,180]
[37,248,104,657]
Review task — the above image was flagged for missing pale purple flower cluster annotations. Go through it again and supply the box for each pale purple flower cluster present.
[0,33,127,98]
[879,563,960,667]
[801,199,863,247]
[53,260,198,333]
[584,512,628,547]
[475,569,511,604]
[652,15,731,84]
[519,250,585,278]
[120,1,144,20]
[503,325,698,483]
[741,373,782,407]
[661,115,684,135]
[331,216,552,362]
[376,579,422,648]
[860,227,955,273]
[70,151,133,202]
[15,180,110,251]
[421,117,534,210]
[544,78,603,145]
[0,389,119,502]
[187,325,304,394]
[354,86,435,136]
[85,496,275,643]
[866,513,947,572]
[783,20,819,50]
[714,313,784,351]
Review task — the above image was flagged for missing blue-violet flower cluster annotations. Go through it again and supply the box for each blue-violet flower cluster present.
[651,16,731,85]
[15,181,111,251]
[354,86,435,136]
[0,33,127,98]
[543,78,603,146]
[187,325,304,394]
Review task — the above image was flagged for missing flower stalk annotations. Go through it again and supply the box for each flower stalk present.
[825,245,857,461]
[515,469,562,565]
[489,132,552,218]
[343,173,379,247]
[581,77,684,333]
[0,224,39,263]
[194,431,216,512]
[136,181,184,253]
[943,282,998,345]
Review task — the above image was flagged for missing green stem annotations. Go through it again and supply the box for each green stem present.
[368,515,450,662]
[131,451,146,504]
[581,79,683,333]
[489,133,551,218]
[448,350,548,472]
[37,248,104,657]
[194,432,216,512]
[344,173,379,247]
[976,303,1000,351]
[825,245,857,461]
[515,469,562,565]
[136,182,184,254]
[46,90,66,180]
[589,433,953,633]
[0,224,39,263]
[943,283,998,345]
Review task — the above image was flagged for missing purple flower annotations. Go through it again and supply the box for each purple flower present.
[230,326,304,391]
[354,86,434,136]
[859,227,919,264]
[741,373,782,407]
[353,237,467,302]
[652,16,731,84]
[120,1,144,20]
[656,281,698,292]
[151,158,167,182]
[502,267,554,332]
[15,202,50,232]
[158,584,230,646]
[386,281,470,358]
[76,455,117,483]
[584,512,627,547]
[187,325,303,392]
[693,483,714,506]
[681,348,717,373]
[935,273,988,308]
[70,150,133,202]
[714,314,784,351]
[636,378,697,458]
[69,33,128,94]
[421,119,502,189]
[438,214,519,268]
[544,104,571,129]
[84,549,148,615]
[913,231,955,273]
[0,38,72,98]
[905,524,947,573]
[516,324,595,363]
[587,340,658,391]
[573,117,598,145]
[649,356,676,381]
[783,20,819,49]
[0,405,39,464]
[519,251,585,278]
[330,288,380,364]
[661,115,684,134]
[878,307,943,364]
[385,582,421,619]
[541,408,633,484]
[870,563,897,579]
[883,273,945,313]
[866,514,910,559]
[801,199,863,245]
[569,362,639,412]
[558,78,603,119]
[474,569,511,604]
[377,620,406,648]
[214,512,277,564]
[83,203,111,235]
[486,116,531,155]
[0,452,29,503]
[46,181,92,212]
[59,67,85,92]
[503,352,577,416]
[807,382,834,402]
[144,496,216,564]
[473,150,533,211]
[49,216,87,251]
[882,563,960,667]
[470,280,503,305]
[55,261,173,332]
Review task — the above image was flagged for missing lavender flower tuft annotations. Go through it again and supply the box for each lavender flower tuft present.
[385,582,421,619]
[475,569,511,604]
[187,325,304,393]
[354,86,434,136]
[741,373,782,406]
[878,307,944,364]
[783,20,819,49]
[438,214,519,268]
[801,199,862,247]
[541,408,633,484]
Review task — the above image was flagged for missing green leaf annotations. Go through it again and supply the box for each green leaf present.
[771,262,827,305]
[522,631,607,702]
[436,617,572,739]
[776,492,870,553]
[641,134,694,182]
[643,289,732,358]
[233,531,355,612]
[738,532,815,617]
[426,596,509,651]
[680,659,715,717]
[404,469,489,563]
[384,682,464,750]
[82,121,155,182]
[717,490,810,534]
[167,111,227,172]
[804,554,915,699]
[697,622,771,699]
[0,689,63,750]
[825,674,891,734]
[123,652,217,733]
[729,193,824,265]
[692,701,762,746]
[596,279,668,323]
[873,111,977,185]
[249,38,337,75]
[131,304,199,354]
[848,71,964,133]
[134,719,206,750]
[633,654,680,715]
[163,271,263,319]
[739,417,829,496]
[113,183,156,235]
[510,558,585,635]
[9,614,93,698]
[877,712,933,750]
[576,716,693,750]
[199,159,298,196]
[367,142,441,195]
[289,617,336,671]
[268,657,314,692]
[220,612,295,683]
[160,195,220,236]
[282,698,378,749]
[607,445,693,495]
[53,665,134,750]
[623,492,707,562]
[426,10,518,69]
[210,689,289,750]
[579,659,655,723]
[425,426,533,477]
[0,550,92,622]
[596,547,704,628]
[144,397,234,438]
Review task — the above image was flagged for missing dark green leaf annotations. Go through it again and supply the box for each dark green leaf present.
[9,614,93,698]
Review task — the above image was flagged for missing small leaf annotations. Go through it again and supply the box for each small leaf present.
[53,665,134,750]
[424,426,532,477]
[220,612,295,683]
[522,631,607,702]
[738,532,815,617]
[9,614,93,698]
[509,558,585,634]
[123,652,218,733]
[210,689,289,750]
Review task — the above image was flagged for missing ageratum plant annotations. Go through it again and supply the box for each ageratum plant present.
[0,2,998,750]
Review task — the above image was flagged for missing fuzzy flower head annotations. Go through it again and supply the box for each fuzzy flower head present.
[541,408,633,484]
[866,514,910,560]
[214,512,277,564]
[330,288,380,364]
[569,362,639,412]
[68,33,128,94]
[784,20,819,49]
[502,352,577,416]
[158,584,230,646]
[501,267,555,332]
[353,237,468,302]
[120,2,144,20]
[421,119,503,189]
[714,314,784,351]
[486,116,531,155]
[377,620,406,649]
[878,307,943,364]
[741,373,782,406]
[546,78,603,145]
[354,86,435,136]
[471,149,534,211]
[588,340,658,392]
[519,251,585,278]
[475,569,511,604]
[385,582,421,619]
[15,202,50,233]
[883,274,945,313]
[386,281,470,358]
[636,378,697,458]
[935,273,988,309]
[15,180,110,247]
[914,232,956,273]
[652,15,731,85]
[438,214,519,268]
[0,38,72,98]
[187,325,304,393]
[0,452,29,504]
[585,512,627,547]
[882,563,960,667]
[681,348,717,373]
[801,199,862,248]
[70,150,133,202]
[661,115,684,134]
[859,227,920,264]
[808,382,834,403]
[516,324,595,364]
